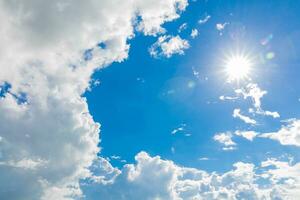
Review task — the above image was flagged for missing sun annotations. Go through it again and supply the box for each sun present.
[224,54,252,81]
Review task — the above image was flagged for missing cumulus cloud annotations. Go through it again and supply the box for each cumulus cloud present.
[84,151,300,200]
[136,0,188,36]
[213,132,236,150]
[260,158,300,198]
[0,0,188,199]
[260,119,300,146]
[212,130,258,150]
[233,109,257,125]
[87,157,121,185]
[149,35,190,58]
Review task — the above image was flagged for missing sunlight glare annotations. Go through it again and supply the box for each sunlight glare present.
[225,54,252,81]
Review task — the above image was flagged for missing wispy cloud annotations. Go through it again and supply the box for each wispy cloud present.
[178,23,188,33]
[198,157,210,161]
[198,15,211,24]
[233,108,257,125]
[171,124,191,136]
[219,95,239,101]
[236,83,280,118]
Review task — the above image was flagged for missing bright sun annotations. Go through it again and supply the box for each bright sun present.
[225,54,252,81]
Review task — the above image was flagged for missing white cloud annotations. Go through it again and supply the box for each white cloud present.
[171,124,192,137]
[236,83,280,119]
[213,132,236,150]
[111,155,121,160]
[88,157,121,185]
[190,29,198,38]
[198,157,209,161]
[171,147,176,154]
[216,22,229,31]
[236,83,266,109]
[84,151,300,200]
[171,127,185,135]
[234,130,259,141]
[0,0,188,199]
[260,119,300,146]
[171,124,186,135]
[178,23,188,33]
[149,35,190,58]
[257,110,280,118]
[0,158,47,170]
[219,95,238,101]
[192,67,200,78]
[233,108,257,125]
[136,0,188,36]
[213,130,258,149]
[198,15,211,24]
[260,158,300,199]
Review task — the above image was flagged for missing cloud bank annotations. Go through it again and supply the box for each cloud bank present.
[85,151,300,200]
[0,0,188,199]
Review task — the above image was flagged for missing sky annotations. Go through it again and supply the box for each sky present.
[1,0,300,200]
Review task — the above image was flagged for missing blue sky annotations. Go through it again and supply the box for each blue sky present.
[1,0,300,199]
[86,0,300,173]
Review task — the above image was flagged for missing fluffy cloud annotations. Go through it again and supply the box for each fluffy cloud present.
[213,130,258,150]
[213,132,236,150]
[260,158,300,199]
[149,35,190,58]
[136,0,188,35]
[85,151,300,200]
[260,119,300,146]
[0,0,188,199]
